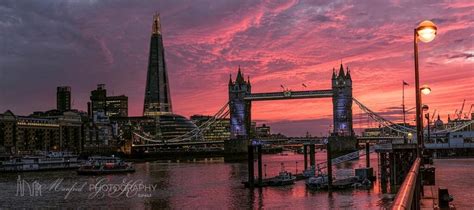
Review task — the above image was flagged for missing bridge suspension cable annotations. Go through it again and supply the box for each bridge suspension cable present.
[353,97,473,135]
[352,98,415,134]
[316,147,376,170]
[432,120,474,134]
[133,102,230,143]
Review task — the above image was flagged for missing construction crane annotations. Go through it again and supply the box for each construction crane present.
[431,109,437,121]
[456,99,466,120]
[465,104,474,119]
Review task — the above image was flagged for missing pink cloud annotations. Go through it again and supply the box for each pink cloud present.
[1,0,472,136]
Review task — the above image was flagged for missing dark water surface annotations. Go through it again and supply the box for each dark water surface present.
[2,153,471,209]
[434,159,474,209]
[0,152,386,209]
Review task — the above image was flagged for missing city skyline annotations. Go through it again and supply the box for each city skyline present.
[0,0,472,136]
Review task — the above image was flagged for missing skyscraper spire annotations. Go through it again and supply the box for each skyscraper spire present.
[144,13,172,116]
[152,13,162,35]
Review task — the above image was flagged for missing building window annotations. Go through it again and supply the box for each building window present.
[464,138,474,144]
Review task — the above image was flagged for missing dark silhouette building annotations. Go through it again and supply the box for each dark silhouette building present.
[88,84,107,117]
[0,110,83,155]
[57,86,71,112]
[143,13,172,116]
[106,95,128,117]
[88,84,128,118]
[191,115,230,141]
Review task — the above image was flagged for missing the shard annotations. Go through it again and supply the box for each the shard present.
[143,13,173,116]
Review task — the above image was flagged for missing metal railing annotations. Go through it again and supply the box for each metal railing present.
[392,157,422,210]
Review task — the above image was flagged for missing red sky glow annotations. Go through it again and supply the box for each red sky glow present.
[0,0,472,136]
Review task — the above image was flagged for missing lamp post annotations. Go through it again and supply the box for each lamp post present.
[414,20,437,158]
[425,113,431,145]
[422,103,430,149]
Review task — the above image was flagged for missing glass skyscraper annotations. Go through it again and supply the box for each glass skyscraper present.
[143,13,172,116]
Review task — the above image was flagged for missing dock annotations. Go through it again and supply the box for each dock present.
[242,173,307,188]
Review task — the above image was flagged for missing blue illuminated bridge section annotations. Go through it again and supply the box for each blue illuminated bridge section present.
[244,89,333,101]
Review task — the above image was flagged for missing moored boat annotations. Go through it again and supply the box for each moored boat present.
[332,176,360,189]
[77,156,135,175]
[268,171,296,186]
[303,166,316,177]
[305,174,329,189]
[0,152,80,172]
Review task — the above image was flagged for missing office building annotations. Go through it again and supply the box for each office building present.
[57,86,71,112]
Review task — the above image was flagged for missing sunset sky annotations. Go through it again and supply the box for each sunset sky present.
[0,0,472,136]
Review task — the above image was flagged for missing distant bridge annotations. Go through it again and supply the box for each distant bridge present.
[132,140,224,147]
[132,136,406,148]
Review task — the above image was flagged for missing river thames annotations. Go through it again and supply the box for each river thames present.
[0,152,472,209]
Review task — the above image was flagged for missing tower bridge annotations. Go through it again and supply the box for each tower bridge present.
[226,65,355,154]
[132,64,473,150]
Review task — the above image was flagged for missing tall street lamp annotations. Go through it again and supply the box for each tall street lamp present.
[414,20,437,158]
[422,103,430,149]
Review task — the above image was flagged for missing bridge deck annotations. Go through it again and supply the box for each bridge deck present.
[244,90,333,101]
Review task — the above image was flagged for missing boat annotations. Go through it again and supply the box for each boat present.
[268,170,296,186]
[0,152,80,172]
[305,174,329,189]
[303,165,321,178]
[77,156,135,175]
[332,176,360,189]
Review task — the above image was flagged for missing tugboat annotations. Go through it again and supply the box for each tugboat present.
[77,156,135,175]
[268,164,296,186]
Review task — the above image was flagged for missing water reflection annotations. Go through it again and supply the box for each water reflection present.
[0,153,390,209]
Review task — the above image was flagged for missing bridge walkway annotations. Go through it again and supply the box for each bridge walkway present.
[317,147,376,170]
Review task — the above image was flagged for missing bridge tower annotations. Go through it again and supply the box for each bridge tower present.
[331,64,356,151]
[332,64,353,136]
[225,67,252,156]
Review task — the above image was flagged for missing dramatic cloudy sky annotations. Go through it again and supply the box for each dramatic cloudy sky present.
[0,0,472,136]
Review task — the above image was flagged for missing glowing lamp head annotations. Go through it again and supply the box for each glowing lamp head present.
[416,20,437,43]
[421,85,431,95]
[407,133,413,140]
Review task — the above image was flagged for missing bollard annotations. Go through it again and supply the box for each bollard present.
[310,144,315,167]
[327,142,332,189]
[303,145,308,170]
[247,144,254,188]
[257,144,263,186]
[365,142,370,168]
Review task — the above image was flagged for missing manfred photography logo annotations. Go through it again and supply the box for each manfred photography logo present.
[15,175,157,199]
